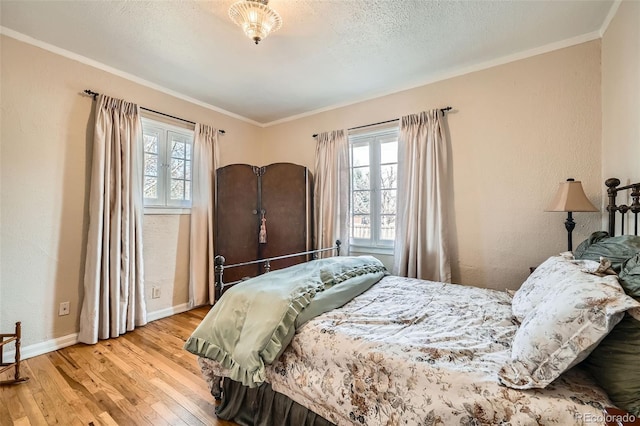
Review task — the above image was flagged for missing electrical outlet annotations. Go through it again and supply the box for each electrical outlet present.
[152,287,161,299]
[59,301,70,316]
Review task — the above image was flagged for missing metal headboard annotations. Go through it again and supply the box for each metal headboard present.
[606,178,640,236]
[214,240,342,297]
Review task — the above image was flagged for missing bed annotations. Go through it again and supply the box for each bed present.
[185,177,640,426]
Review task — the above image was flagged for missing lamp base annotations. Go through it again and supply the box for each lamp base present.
[564,211,575,252]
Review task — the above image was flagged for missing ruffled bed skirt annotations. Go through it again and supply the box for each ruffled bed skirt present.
[217,378,335,426]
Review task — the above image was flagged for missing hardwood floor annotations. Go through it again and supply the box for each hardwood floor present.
[0,306,238,426]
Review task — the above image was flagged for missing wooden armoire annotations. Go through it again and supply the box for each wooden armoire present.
[215,163,313,283]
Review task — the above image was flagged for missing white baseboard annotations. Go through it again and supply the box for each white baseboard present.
[3,303,192,361]
[3,332,79,361]
[146,302,191,322]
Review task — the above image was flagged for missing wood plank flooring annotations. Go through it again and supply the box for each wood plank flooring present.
[0,306,238,426]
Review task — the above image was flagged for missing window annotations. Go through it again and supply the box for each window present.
[349,126,399,252]
[142,118,194,209]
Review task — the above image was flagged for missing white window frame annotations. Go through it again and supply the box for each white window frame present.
[349,125,399,254]
[142,117,194,214]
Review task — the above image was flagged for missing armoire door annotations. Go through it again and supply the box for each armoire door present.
[215,164,260,282]
[259,163,312,272]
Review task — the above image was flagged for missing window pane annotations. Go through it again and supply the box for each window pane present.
[380,141,397,164]
[186,145,191,160]
[171,159,185,179]
[352,190,370,214]
[171,140,186,159]
[380,215,396,240]
[185,181,191,201]
[185,160,192,180]
[381,189,396,214]
[144,177,157,199]
[352,215,371,239]
[144,134,158,153]
[144,153,158,176]
[352,167,370,190]
[170,179,185,200]
[352,145,369,167]
[380,164,397,189]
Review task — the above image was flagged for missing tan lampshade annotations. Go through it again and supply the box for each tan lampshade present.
[545,180,598,212]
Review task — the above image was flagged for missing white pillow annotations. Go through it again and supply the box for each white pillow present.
[512,255,615,322]
[500,266,640,389]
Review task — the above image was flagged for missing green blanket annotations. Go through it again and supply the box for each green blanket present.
[183,256,387,387]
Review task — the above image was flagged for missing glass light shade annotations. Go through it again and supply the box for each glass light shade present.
[229,0,282,45]
[545,180,598,212]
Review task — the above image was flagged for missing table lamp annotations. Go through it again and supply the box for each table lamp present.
[546,178,598,251]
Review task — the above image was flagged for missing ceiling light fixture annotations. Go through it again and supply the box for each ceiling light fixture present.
[228,0,282,45]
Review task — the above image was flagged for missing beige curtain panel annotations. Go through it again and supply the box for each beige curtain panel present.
[189,124,220,307]
[314,130,350,255]
[393,109,451,282]
[79,95,147,344]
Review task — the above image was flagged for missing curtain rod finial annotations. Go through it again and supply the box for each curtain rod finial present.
[84,89,99,99]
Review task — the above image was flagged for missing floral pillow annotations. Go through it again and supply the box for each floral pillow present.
[511,254,615,322]
[500,265,640,389]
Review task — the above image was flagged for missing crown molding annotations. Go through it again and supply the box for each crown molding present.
[0,26,262,127]
[262,30,602,127]
[599,0,622,37]
[2,25,606,129]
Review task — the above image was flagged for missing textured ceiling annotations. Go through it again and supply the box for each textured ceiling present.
[0,0,615,125]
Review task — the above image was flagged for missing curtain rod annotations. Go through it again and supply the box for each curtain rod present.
[83,90,226,134]
[312,106,452,138]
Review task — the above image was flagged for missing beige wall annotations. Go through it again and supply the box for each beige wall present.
[0,35,261,349]
[142,214,191,313]
[601,1,640,186]
[1,24,624,351]
[261,41,603,290]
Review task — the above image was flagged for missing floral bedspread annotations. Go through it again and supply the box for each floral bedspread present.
[200,276,614,425]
